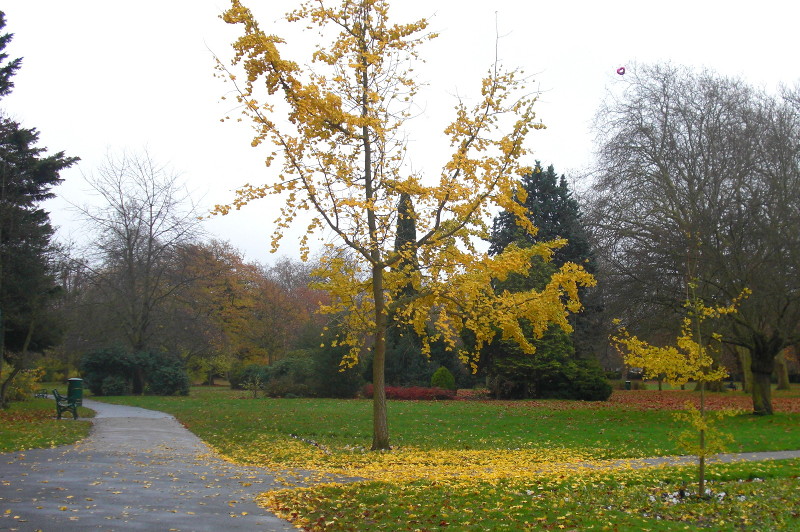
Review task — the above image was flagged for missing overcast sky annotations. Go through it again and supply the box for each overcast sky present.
[2,0,798,264]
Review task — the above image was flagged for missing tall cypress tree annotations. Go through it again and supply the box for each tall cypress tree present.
[378,193,473,387]
[393,193,418,298]
[0,12,78,407]
[380,193,428,385]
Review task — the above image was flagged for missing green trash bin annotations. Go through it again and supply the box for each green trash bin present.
[624,380,631,390]
[67,378,83,407]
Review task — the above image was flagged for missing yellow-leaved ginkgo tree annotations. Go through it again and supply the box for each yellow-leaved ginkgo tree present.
[613,288,749,496]
[213,0,595,450]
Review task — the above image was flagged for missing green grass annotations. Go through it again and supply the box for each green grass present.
[0,397,93,452]
[96,386,800,459]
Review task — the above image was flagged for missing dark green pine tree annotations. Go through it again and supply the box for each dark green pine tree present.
[489,163,593,270]
[489,163,600,354]
[0,12,78,407]
[483,163,609,400]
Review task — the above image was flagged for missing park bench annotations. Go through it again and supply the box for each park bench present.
[34,389,48,398]
[52,389,79,420]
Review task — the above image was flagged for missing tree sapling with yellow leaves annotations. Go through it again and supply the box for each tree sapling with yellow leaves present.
[613,289,749,496]
[214,0,594,450]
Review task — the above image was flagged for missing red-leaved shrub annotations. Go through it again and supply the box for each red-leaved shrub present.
[362,384,456,400]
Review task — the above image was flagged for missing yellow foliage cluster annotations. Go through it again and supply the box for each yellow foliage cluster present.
[214,0,594,376]
[673,402,740,459]
[612,291,750,386]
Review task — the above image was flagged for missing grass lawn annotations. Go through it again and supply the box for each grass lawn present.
[0,397,93,452]
[93,386,800,530]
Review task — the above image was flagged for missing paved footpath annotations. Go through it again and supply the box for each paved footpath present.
[559,449,800,471]
[0,399,297,531]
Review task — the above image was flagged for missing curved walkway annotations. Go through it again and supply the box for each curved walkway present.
[0,399,296,531]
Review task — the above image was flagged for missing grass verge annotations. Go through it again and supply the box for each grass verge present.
[0,398,93,452]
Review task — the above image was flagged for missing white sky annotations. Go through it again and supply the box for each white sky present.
[2,0,798,264]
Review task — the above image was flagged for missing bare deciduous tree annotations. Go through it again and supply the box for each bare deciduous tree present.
[76,151,202,389]
[589,63,800,414]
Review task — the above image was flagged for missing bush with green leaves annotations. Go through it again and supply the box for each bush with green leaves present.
[228,363,271,390]
[80,347,134,396]
[147,357,190,396]
[431,366,456,390]
[228,347,363,398]
[364,333,477,389]
[486,326,611,401]
[37,355,69,383]
[0,363,44,401]
[79,347,189,396]
[100,375,130,396]
[566,358,613,401]
[307,346,364,398]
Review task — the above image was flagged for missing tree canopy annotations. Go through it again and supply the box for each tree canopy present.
[215,0,594,448]
[489,163,593,271]
[485,166,608,400]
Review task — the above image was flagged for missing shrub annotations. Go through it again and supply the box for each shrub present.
[230,347,364,399]
[79,347,190,396]
[456,388,491,400]
[148,361,190,396]
[485,324,611,401]
[268,354,314,380]
[362,384,456,400]
[263,375,311,398]
[569,359,613,401]
[307,347,364,398]
[228,363,270,390]
[101,375,130,396]
[1,364,44,401]
[431,366,456,390]
[262,354,316,397]
[38,355,68,382]
[80,347,134,396]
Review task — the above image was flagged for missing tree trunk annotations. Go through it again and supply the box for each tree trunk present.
[0,365,22,409]
[736,347,752,393]
[775,350,790,391]
[0,319,35,409]
[371,265,390,450]
[132,366,145,395]
[751,371,773,415]
[749,335,781,415]
[698,382,706,496]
